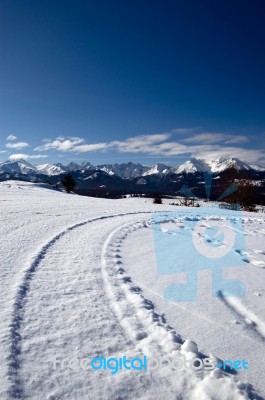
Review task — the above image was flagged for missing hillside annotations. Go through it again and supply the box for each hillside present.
[0,181,265,399]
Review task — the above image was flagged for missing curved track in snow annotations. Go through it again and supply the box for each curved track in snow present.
[8,212,151,399]
[1,182,264,400]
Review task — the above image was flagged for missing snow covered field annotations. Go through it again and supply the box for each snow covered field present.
[0,181,265,400]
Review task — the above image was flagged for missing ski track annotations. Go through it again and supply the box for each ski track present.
[7,211,151,399]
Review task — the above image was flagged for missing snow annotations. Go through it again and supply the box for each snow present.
[98,162,149,178]
[0,160,37,175]
[35,164,65,176]
[136,178,147,185]
[175,157,257,174]
[122,210,265,398]
[64,161,94,172]
[207,157,252,173]
[1,157,264,180]
[0,180,264,399]
[175,159,211,174]
[249,165,265,172]
[100,167,115,175]
[143,163,171,176]
[181,339,198,354]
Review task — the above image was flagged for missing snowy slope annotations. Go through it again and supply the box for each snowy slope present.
[249,164,265,172]
[174,157,259,174]
[98,162,149,178]
[0,181,264,399]
[207,157,252,173]
[122,211,265,397]
[35,163,65,175]
[0,159,37,175]
[143,163,171,176]
[175,159,211,174]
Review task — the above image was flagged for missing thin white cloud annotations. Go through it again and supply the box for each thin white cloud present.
[35,134,170,154]
[112,134,264,163]
[35,137,84,151]
[0,150,7,153]
[6,134,17,141]
[109,133,171,154]
[6,141,30,149]
[223,136,249,144]
[9,154,48,161]
[33,130,265,164]
[172,128,199,134]
[110,139,184,156]
[182,133,248,145]
[192,147,264,163]
[73,143,108,152]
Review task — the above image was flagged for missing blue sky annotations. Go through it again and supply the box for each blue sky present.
[1,0,265,166]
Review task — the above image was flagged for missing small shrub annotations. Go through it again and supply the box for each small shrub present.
[243,204,257,212]
[153,197,163,204]
[180,197,197,207]
[61,173,76,193]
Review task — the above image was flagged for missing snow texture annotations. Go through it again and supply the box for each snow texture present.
[0,181,264,399]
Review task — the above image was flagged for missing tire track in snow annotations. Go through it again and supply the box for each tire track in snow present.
[7,211,151,399]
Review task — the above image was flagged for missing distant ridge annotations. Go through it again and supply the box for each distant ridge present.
[0,156,264,203]
[1,156,264,178]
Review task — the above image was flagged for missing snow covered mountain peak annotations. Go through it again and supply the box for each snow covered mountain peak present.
[66,161,94,171]
[143,163,171,176]
[175,158,211,174]
[35,163,65,176]
[0,157,264,181]
[0,159,37,175]
[207,157,252,173]
[98,162,149,178]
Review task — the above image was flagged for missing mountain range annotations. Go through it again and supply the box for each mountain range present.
[0,157,264,202]
[1,156,264,177]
